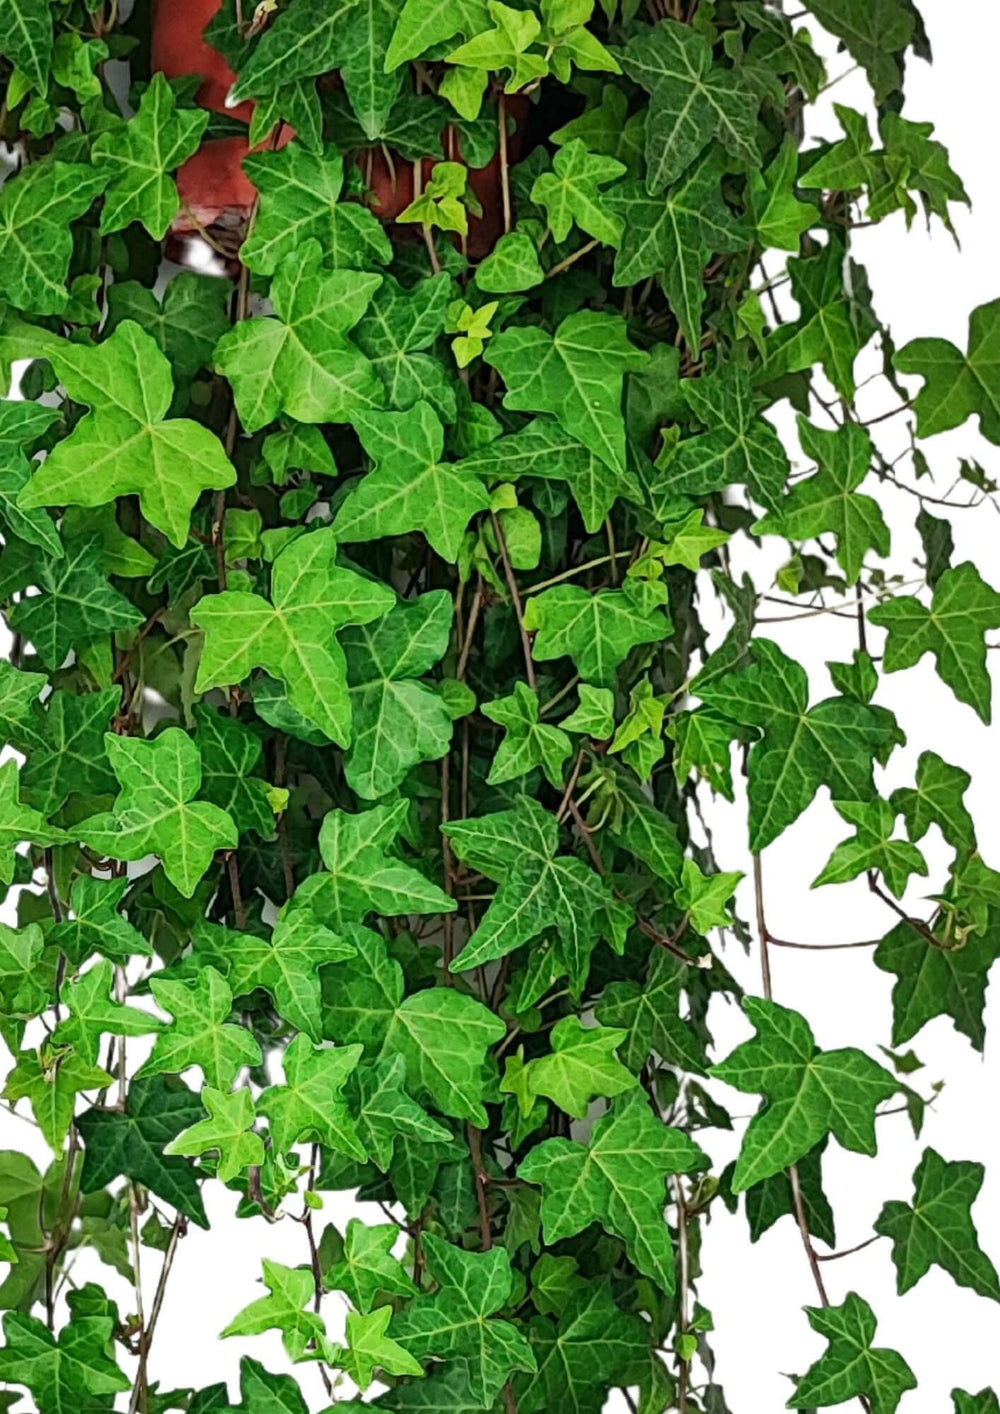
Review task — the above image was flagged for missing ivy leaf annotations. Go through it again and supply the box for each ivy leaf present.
[0,1310,130,1414]
[240,144,392,276]
[3,1049,112,1150]
[873,919,1000,1052]
[443,796,631,989]
[8,537,143,671]
[458,417,645,534]
[597,950,708,1075]
[18,321,235,548]
[561,684,614,739]
[324,1218,418,1313]
[192,706,276,842]
[787,1291,916,1414]
[48,874,153,967]
[193,525,394,748]
[76,1075,208,1227]
[93,73,209,238]
[0,159,109,315]
[813,800,928,899]
[620,18,759,192]
[758,237,875,400]
[333,1305,425,1390]
[0,0,54,90]
[954,1393,1000,1414]
[804,0,915,104]
[895,299,1000,444]
[749,138,815,251]
[19,686,120,818]
[77,730,238,899]
[0,400,62,557]
[662,364,790,514]
[519,1280,649,1414]
[163,1086,264,1183]
[215,241,383,432]
[258,1033,365,1160]
[475,231,545,294]
[482,682,573,789]
[744,1140,836,1248]
[869,562,1000,723]
[524,583,671,687]
[333,402,491,562]
[754,418,890,583]
[891,750,976,853]
[0,760,67,885]
[229,0,356,99]
[140,965,262,1090]
[192,911,356,1043]
[675,858,744,932]
[342,589,455,800]
[106,272,231,380]
[392,1234,536,1406]
[609,148,747,352]
[711,997,897,1192]
[53,958,162,1066]
[222,1259,324,1361]
[513,1016,637,1120]
[519,1092,707,1293]
[320,926,502,1125]
[654,508,731,571]
[698,639,900,851]
[530,140,625,247]
[385,0,490,69]
[353,273,456,421]
[486,310,649,477]
[350,1056,453,1172]
[339,0,406,140]
[296,801,454,929]
[875,1147,1000,1302]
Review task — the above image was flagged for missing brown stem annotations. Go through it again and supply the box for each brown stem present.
[674,1176,691,1413]
[545,238,599,281]
[128,1216,186,1414]
[498,95,512,235]
[491,512,536,689]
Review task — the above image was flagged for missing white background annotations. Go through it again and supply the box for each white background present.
[3,2,1000,1408]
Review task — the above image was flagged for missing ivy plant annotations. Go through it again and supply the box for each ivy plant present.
[0,1,996,1413]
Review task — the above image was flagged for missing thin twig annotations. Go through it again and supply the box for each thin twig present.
[492,512,536,689]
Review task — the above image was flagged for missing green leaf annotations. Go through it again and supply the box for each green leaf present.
[0,759,67,885]
[954,1393,1000,1414]
[531,140,625,248]
[339,0,406,139]
[804,0,915,104]
[18,686,119,818]
[475,231,545,293]
[621,19,760,192]
[320,926,502,1125]
[53,958,162,1066]
[324,1218,417,1312]
[744,1140,836,1248]
[140,965,262,1090]
[163,1085,264,1183]
[192,705,277,842]
[485,310,649,477]
[711,997,897,1192]
[215,241,382,432]
[482,681,573,788]
[259,1032,365,1160]
[240,144,392,275]
[787,1291,916,1414]
[443,796,630,989]
[106,273,233,380]
[0,399,62,557]
[662,364,790,514]
[296,800,454,929]
[524,583,671,687]
[385,0,490,69]
[891,749,976,853]
[350,1055,452,1171]
[896,297,1000,444]
[333,401,491,562]
[869,562,1000,723]
[230,0,359,100]
[342,589,455,799]
[392,1234,535,1405]
[561,684,615,738]
[77,730,238,899]
[0,1310,130,1414]
[609,147,747,352]
[93,73,209,238]
[76,1076,209,1227]
[3,1049,112,1150]
[332,1304,425,1390]
[0,0,54,90]
[675,858,744,932]
[875,1146,1000,1302]
[222,1259,324,1361]
[749,138,815,251]
[597,949,708,1075]
[0,159,109,315]
[49,874,152,967]
[353,274,457,421]
[518,1092,707,1293]
[812,799,927,898]
[873,918,1000,1052]
[698,638,900,851]
[193,525,394,748]
[8,536,143,671]
[755,418,890,583]
[18,321,235,548]
[511,1015,636,1120]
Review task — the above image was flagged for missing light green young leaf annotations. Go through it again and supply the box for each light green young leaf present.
[332,1304,425,1389]
[353,273,456,421]
[530,140,625,248]
[524,583,671,687]
[164,1085,264,1182]
[482,681,573,788]
[513,1016,637,1119]
[4,1049,112,1150]
[0,759,68,886]
[0,1311,130,1413]
[141,965,261,1090]
[222,1259,324,1360]
[675,858,744,932]
[324,1218,418,1313]
[258,1032,365,1160]
[385,0,489,69]
[53,959,162,1067]
[0,159,109,315]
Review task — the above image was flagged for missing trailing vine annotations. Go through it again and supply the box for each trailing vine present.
[0,1,996,1412]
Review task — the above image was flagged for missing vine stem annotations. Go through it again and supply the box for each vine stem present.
[127,1215,185,1414]
[491,511,536,689]
[674,1175,691,1413]
[498,94,512,235]
[128,1187,148,1414]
